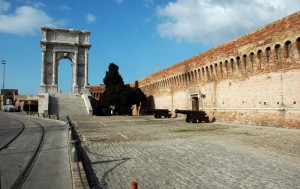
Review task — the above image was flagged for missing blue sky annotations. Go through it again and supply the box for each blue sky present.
[0,0,299,94]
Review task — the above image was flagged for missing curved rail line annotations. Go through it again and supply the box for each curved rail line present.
[0,119,25,151]
[1,114,45,189]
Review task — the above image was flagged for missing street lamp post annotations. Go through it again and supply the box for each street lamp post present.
[1,60,6,89]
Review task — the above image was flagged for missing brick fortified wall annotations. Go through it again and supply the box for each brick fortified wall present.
[137,11,300,128]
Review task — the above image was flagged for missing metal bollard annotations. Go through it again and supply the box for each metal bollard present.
[69,127,75,141]
[67,121,73,130]
[70,140,79,162]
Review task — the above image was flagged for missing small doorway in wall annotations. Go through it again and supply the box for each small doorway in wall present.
[58,59,73,93]
[190,93,200,111]
[192,97,199,111]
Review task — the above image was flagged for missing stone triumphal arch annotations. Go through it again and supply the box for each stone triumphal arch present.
[39,27,91,94]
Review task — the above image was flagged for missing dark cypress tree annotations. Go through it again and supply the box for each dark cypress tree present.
[99,63,146,115]
[103,63,124,88]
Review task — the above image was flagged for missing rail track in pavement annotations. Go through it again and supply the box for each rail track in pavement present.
[0,116,25,151]
[0,112,45,189]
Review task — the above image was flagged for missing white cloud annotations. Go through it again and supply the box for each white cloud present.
[59,5,71,11]
[0,0,10,13]
[0,0,64,35]
[32,2,46,9]
[144,0,154,7]
[157,0,300,46]
[86,13,96,23]
[114,0,124,5]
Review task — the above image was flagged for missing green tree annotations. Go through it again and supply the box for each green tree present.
[99,63,146,115]
[103,63,124,88]
[120,86,146,107]
[100,85,123,107]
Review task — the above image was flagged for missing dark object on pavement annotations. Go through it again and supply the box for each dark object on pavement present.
[146,109,172,118]
[175,109,209,123]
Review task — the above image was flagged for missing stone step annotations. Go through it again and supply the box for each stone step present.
[49,94,88,117]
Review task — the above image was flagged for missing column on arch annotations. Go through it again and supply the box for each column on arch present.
[52,51,57,85]
[84,48,89,87]
[73,52,78,87]
[41,46,46,85]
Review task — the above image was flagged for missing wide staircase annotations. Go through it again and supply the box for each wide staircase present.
[49,93,89,118]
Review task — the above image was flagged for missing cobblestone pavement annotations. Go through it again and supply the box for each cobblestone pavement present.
[73,116,300,189]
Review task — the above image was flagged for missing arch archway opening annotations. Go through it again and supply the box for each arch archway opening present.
[5,98,12,105]
[58,59,73,93]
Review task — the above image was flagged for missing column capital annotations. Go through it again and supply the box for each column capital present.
[41,45,47,52]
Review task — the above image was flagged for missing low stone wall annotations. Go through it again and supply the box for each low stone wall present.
[38,93,49,116]
[204,108,300,128]
[81,94,93,115]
